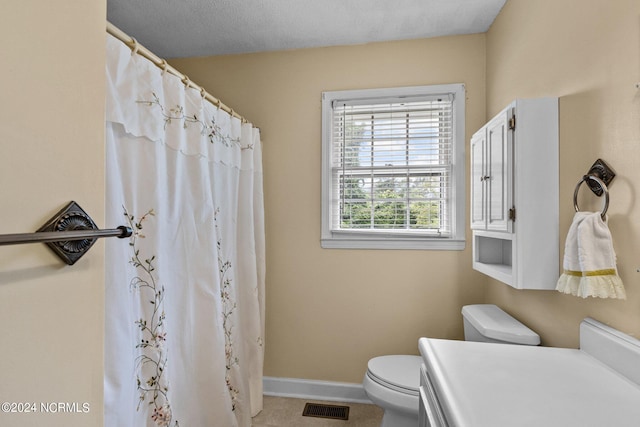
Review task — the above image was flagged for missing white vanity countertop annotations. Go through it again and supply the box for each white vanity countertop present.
[419,337,640,427]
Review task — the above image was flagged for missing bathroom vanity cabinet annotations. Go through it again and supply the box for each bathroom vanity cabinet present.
[470,98,559,290]
[418,319,640,426]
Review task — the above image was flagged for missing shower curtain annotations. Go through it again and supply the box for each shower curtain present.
[104,34,265,427]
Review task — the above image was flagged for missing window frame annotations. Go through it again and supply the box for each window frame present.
[321,84,466,250]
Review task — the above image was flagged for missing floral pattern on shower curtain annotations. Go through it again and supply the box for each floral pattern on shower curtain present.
[104,34,265,427]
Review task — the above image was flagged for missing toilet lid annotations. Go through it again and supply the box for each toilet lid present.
[367,355,422,394]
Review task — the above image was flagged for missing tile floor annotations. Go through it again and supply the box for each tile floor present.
[252,396,383,427]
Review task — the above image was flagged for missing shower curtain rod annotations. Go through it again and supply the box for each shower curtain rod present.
[107,22,249,125]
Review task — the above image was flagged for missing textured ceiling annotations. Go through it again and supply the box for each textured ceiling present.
[107,0,507,59]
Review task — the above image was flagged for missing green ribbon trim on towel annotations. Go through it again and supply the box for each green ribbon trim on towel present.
[563,269,617,277]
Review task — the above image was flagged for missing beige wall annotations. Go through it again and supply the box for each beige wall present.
[4,0,633,420]
[172,35,488,383]
[484,0,640,347]
[0,1,106,426]
[173,0,640,383]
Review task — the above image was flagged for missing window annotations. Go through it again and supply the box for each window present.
[321,84,465,250]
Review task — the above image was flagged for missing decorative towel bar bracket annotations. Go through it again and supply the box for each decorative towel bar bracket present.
[0,201,132,265]
[573,159,616,220]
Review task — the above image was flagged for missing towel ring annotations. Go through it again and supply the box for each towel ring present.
[573,175,609,219]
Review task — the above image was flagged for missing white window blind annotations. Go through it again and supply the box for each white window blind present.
[321,85,465,250]
[332,96,453,234]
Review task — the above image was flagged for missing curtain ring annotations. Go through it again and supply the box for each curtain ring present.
[130,38,139,56]
[200,88,207,99]
[182,75,191,88]
[573,175,609,220]
[159,59,169,75]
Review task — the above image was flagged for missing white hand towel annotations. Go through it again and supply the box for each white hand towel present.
[556,211,625,299]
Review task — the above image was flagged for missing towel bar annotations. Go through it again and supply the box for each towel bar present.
[0,227,131,246]
[0,201,132,265]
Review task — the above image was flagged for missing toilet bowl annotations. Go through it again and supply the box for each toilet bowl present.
[363,355,421,427]
[362,304,540,427]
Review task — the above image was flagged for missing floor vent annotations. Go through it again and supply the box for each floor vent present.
[302,402,350,420]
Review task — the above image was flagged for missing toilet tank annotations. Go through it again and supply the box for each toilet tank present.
[461,304,540,346]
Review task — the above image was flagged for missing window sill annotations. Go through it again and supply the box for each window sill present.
[321,236,466,250]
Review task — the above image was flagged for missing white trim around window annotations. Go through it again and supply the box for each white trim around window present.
[321,84,466,250]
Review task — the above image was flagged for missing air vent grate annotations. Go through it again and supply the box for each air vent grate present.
[302,402,349,420]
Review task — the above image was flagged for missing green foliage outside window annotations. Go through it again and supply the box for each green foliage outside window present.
[339,123,443,231]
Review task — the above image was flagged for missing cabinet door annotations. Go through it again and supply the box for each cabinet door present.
[470,130,486,230]
[486,111,512,232]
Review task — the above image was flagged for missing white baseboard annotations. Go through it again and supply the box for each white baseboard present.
[263,376,373,404]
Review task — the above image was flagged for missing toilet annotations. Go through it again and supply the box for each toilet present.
[362,304,540,427]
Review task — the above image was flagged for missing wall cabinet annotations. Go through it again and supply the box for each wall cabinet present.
[471,98,559,290]
[470,108,513,232]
